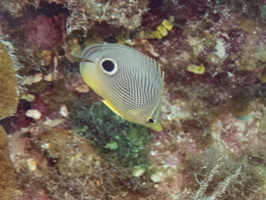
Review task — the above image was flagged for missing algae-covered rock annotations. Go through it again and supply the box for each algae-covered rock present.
[0,126,16,200]
[0,0,29,17]
[67,0,148,34]
[41,129,100,177]
[81,0,148,30]
[0,42,19,120]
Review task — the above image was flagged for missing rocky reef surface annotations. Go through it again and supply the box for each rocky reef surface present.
[1,0,266,199]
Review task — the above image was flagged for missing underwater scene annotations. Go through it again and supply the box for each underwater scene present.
[1,0,266,199]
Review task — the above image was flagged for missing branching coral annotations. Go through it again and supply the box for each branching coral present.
[180,147,266,200]
[193,155,242,200]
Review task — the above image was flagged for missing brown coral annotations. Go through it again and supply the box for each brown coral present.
[0,42,19,120]
[0,126,16,200]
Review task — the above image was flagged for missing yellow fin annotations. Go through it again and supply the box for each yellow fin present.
[102,99,122,118]
[151,124,162,132]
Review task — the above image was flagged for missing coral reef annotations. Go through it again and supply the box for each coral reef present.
[67,0,148,35]
[1,0,266,199]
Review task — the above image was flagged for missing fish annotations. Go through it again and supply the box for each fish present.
[80,43,164,131]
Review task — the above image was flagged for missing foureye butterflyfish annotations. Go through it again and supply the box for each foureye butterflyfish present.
[80,43,164,131]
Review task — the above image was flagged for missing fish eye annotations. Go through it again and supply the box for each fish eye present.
[100,58,118,75]
[148,118,155,124]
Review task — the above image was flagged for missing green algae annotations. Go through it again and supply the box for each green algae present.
[69,97,150,171]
